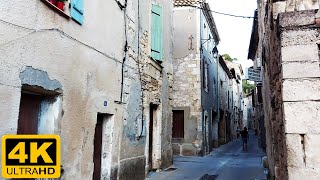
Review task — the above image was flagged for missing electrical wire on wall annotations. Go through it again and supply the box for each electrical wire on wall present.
[136,0,145,140]
[114,0,144,140]
[0,19,122,64]
[114,0,128,104]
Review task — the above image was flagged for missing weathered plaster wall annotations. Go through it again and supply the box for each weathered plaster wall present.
[201,50,219,151]
[172,8,203,156]
[0,30,124,179]
[217,61,230,145]
[200,10,219,154]
[0,0,173,179]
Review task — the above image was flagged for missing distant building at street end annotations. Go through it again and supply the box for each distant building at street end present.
[172,1,220,156]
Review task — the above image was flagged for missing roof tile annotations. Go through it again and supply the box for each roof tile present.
[174,0,205,7]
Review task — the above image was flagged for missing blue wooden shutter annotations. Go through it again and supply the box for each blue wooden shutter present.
[71,0,84,25]
[151,5,163,61]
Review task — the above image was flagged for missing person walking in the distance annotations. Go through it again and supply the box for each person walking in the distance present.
[236,127,240,141]
[241,127,249,151]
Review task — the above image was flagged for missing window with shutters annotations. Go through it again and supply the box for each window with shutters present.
[203,60,209,92]
[151,4,163,62]
[41,0,84,25]
[71,0,84,25]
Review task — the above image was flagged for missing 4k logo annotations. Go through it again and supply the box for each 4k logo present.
[2,135,60,178]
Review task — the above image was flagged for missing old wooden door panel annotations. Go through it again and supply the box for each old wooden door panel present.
[93,114,103,180]
[17,93,43,134]
[172,110,184,138]
[149,105,155,169]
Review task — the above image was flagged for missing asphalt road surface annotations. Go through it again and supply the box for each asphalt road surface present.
[147,132,267,180]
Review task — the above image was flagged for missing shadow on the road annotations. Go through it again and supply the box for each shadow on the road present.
[199,174,218,180]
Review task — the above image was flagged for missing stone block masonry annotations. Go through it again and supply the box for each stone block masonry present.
[172,53,202,156]
[282,79,320,101]
[284,101,320,134]
[278,9,320,180]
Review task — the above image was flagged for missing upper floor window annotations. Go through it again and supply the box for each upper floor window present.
[70,0,84,24]
[203,60,209,92]
[43,0,83,25]
[151,4,163,62]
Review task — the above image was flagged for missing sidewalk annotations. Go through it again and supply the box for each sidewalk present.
[146,132,267,180]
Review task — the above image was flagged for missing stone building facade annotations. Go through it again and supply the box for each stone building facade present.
[243,93,253,130]
[172,1,220,156]
[0,0,173,179]
[249,0,320,179]
[217,56,233,145]
[225,61,244,135]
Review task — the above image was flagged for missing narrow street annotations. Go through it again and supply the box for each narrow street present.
[147,132,266,180]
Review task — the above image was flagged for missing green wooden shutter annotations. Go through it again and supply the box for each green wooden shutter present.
[151,5,163,61]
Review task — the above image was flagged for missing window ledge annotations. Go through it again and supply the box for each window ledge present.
[148,57,163,71]
[41,0,70,19]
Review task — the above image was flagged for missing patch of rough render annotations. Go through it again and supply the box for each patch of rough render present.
[0,22,34,45]
[304,134,320,168]
[282,78,320,102]
[278,9,316,27]
[281,29,319,47]
[283,101,320,134]
[273,1,286,19]
[19,66,62,91]
[286,134,305,168]
[123,80,143,143]
[281,44,319,62]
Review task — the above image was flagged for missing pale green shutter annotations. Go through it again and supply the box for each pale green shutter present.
[151,5,163,61]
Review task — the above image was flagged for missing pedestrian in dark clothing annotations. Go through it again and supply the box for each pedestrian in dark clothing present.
[241,127,249,151]
[236,127,240,140]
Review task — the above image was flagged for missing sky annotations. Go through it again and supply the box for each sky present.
[208,0,257,69]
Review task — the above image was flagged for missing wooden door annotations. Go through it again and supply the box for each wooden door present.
[93,114,103,180]
[149,105,155,170]
[17,93,43,134]
[172,110,184,138]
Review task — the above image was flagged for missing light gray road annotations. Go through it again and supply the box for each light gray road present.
[146,132,267,180]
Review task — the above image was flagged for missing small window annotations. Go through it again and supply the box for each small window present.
[42,0,84,24]
[42,0,70,18]
[46,0,68,12]
[203,60,209,92]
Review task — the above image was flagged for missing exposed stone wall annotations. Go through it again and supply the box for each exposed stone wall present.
[279,10,320,180]
[172,53,202,156]
[257,0,320,179]
[256,1,287,179]
[171,4,200,156]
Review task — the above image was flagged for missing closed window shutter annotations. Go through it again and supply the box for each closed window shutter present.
[151,5,163,61]
[203,61,206,88]
[71,0,84,25]
[207,63,210,91]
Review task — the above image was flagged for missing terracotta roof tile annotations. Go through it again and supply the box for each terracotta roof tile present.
[174,0,205,7]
